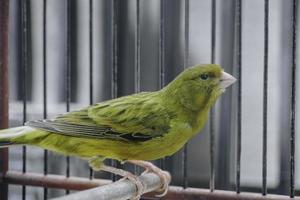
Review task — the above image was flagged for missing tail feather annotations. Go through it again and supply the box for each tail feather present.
[0,126,34,147]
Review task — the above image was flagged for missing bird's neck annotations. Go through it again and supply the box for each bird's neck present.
[160,85,219,133]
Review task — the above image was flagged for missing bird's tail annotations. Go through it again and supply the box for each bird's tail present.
[0,126,34,147]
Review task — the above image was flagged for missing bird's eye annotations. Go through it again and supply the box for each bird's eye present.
[200,74,209,80]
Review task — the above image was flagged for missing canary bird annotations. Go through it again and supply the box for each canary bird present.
[0,64,236,199]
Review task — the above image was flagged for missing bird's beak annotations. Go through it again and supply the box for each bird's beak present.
[219,71,237,91]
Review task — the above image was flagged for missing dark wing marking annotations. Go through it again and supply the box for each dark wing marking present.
[25,119,152,142]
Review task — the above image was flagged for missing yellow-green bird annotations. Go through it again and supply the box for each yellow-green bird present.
[0,64,236,199]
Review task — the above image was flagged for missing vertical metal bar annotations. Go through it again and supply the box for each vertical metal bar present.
[159,0,165,101]
[159,0,166,171]
[182,0,189,189]
[133,0,141,175]
[111,1,118,100]
[65,0,71,194]
[209,0,216,192]
[43,0,48,199]
[290,0,298,197]
[111,0,118,181]
[135,0,140,94]
[89,0,94,107]
[21,0,29,199]
[262,0,269,196]
[235,0,242,194]
[0,0,9,199]
[89,0,94,180]
[211,0,216,65]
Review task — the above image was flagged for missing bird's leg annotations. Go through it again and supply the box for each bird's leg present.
[88,157,144,200]
[127,160,171,197]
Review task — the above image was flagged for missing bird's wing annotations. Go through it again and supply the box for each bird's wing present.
[26,92,175,142]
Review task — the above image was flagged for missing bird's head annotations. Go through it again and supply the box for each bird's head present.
[163,64,236,111]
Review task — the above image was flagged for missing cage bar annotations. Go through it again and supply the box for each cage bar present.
[159,0,165,93]
[235,0,242,194]
[290,0,298,197]
[262,0,269,196]
[3,171,111,191]
[89,0,94,107]
[111,0,118,99]
[210,0,216,192]
[2,171,300,200]
[89,0,94,180]
[43,0,48,199]
[182,0,189,189]
[21,0,30,199]
[0,0,9,199]
[135,0,141,94]
[211,0,216,64]
[111,0,119,181]
[154,188,300,200]
[51,172,163,200]
[133,0,141,175]
[65,0,71,194]
[158,0,166,170]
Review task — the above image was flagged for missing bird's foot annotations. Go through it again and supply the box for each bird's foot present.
[88,157,144,199]
[128,160,171,197]
[101,165,144,200]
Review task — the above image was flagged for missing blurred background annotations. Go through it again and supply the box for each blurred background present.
[6,0,300,199]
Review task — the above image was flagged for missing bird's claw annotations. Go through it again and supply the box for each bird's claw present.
[119,174,145,200]
[152,169,171,197]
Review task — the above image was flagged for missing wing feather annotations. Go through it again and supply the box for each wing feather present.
[26,92,175,142]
